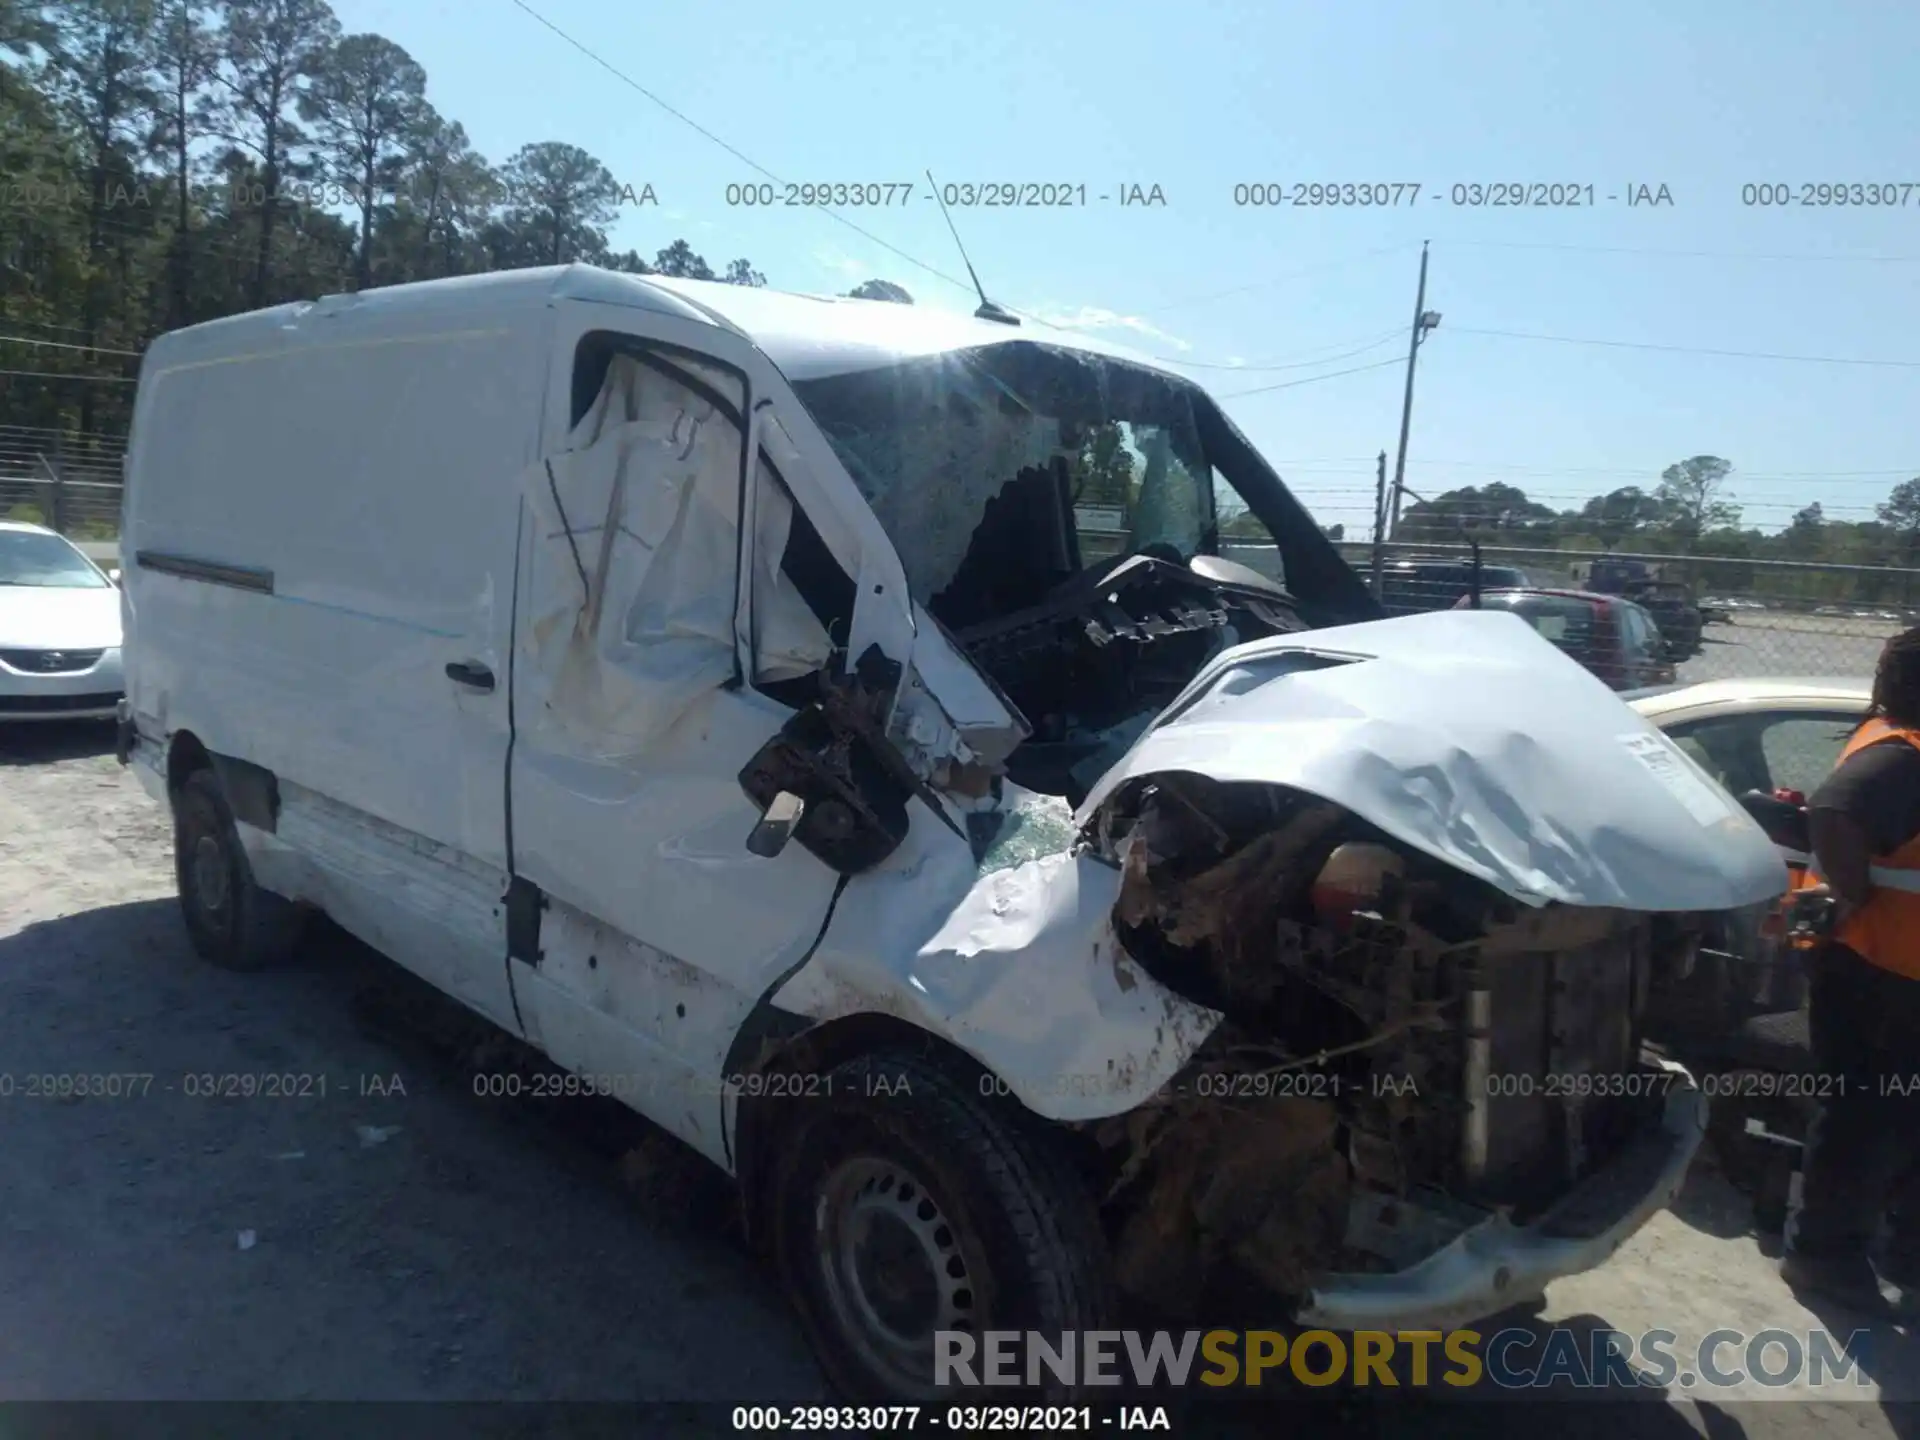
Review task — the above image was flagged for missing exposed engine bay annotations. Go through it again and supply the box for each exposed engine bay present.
[745,342,1771,1326]
[1077,771,1683,1317]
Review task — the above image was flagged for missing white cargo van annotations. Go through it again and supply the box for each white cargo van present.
[120,266,1785,1401]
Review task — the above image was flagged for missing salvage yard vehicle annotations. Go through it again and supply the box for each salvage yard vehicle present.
[1454,587,1676,690]
[1377,556,1530,616]
[0,520,124,722]
[1630,676,1870,1036]
[1628,678,1870,1231]
[118,267,1788,1403]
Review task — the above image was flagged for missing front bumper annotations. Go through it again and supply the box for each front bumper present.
[1296,1057,1705,1331]
[0,646,124,721]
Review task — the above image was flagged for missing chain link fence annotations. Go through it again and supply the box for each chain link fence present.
[0,424,126,538]
[7,429,1912,685]
[1337,539,1917,686]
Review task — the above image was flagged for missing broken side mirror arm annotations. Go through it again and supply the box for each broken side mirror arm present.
[738,644,965,876]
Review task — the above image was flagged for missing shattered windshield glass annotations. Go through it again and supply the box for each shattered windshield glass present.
[790,343,1217,615]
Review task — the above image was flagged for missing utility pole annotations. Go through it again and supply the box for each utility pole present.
[1370,450,1388,599]
[1386,241,1440,540]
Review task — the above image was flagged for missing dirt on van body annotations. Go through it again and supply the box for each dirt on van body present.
[0,722,1906,1439]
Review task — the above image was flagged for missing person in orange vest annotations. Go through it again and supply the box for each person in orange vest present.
[1781,626,1920,1311]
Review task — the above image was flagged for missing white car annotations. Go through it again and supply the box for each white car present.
[1629,677,1870,1027]
[118,267,1787,1402]
[0,520,124,721]
[1629,676,1870,796]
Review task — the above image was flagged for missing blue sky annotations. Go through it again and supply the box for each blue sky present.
[334,0,1920,536]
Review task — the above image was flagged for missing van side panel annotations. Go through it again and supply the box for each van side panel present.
[125,314,544,870]
[124,305,548,1031]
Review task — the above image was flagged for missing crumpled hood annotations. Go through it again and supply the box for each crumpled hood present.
[1074,608,1788,913]
[0,584,120,650]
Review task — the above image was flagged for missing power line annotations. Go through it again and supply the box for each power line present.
[0,333,144,357]
[0,314,117,340]
[501,2,1423,374]
[1447,325,1920,369]
[1216,355,1405,398]
[1154,326,1405,373]
[506,0,976,302]
[0,372,137,389]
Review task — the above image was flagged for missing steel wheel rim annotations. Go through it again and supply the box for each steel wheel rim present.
[814,1154,976,1393]
[192,832,230,917]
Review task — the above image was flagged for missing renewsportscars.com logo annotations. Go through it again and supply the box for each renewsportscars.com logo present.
[935,1327,1875,1391]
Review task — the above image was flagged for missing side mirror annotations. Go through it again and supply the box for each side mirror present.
[108,568,122,585]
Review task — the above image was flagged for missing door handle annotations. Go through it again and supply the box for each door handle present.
[445,659,495,693]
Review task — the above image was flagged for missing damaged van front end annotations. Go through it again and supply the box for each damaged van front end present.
[511,276,1787,1398]
[121,268,1787,1408]
[750,606,1785,1363]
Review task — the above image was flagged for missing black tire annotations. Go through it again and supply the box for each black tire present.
[172,766,303,971]
[766,1049,1118,1405]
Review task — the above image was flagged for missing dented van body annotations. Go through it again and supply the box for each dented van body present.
[118,266,1787,1401]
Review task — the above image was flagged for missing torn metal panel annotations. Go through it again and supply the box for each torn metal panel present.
[903,599,1029,770]
[771,798,1223,1122]
[1077,608,1789,914]
[1295,1062,1706,1332]
[511,895,757,1167]
[1082,755,1710,1322]
[254,779,518,1034]
[519,353,830,760]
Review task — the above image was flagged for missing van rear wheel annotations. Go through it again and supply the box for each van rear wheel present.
[766,1050,1117,1404]
[173,768,302,971]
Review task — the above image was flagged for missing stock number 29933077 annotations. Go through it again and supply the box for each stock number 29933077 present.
[731,1405,923,1431]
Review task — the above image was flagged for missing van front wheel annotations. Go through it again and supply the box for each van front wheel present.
[173,768,302,971]
[767,1050,1117,1405]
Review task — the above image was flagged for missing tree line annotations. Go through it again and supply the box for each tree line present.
[1391,454,1920,594]
[2,2,1903,590]
[0,0,912,440]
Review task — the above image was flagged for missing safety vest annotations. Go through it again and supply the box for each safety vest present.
[1798,717,1920,980]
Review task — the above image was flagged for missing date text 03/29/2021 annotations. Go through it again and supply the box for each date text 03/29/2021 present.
[722,181,1167,208]
[0,1072,408,1100]
[1229,182,1674,207]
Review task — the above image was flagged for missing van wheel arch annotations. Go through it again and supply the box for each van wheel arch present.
[732,1013,1107,1251]
[171,764,303,971]
[166,729,212,794]
[735,1012,941,1250]
[755,1041,1120,1402]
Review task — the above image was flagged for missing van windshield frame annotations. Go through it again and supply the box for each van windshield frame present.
[789,340,1381,628]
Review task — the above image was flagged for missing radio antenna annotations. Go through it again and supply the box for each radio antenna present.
[926,169,1019,326]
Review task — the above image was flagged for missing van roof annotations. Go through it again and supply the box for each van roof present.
[143,264,1170,385]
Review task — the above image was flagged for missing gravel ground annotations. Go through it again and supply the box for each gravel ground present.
[1681,616,1895,685]
[0,722,1913,1436]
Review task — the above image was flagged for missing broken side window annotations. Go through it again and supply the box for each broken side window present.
[789,344,1219,630]
[520,342,830,760]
